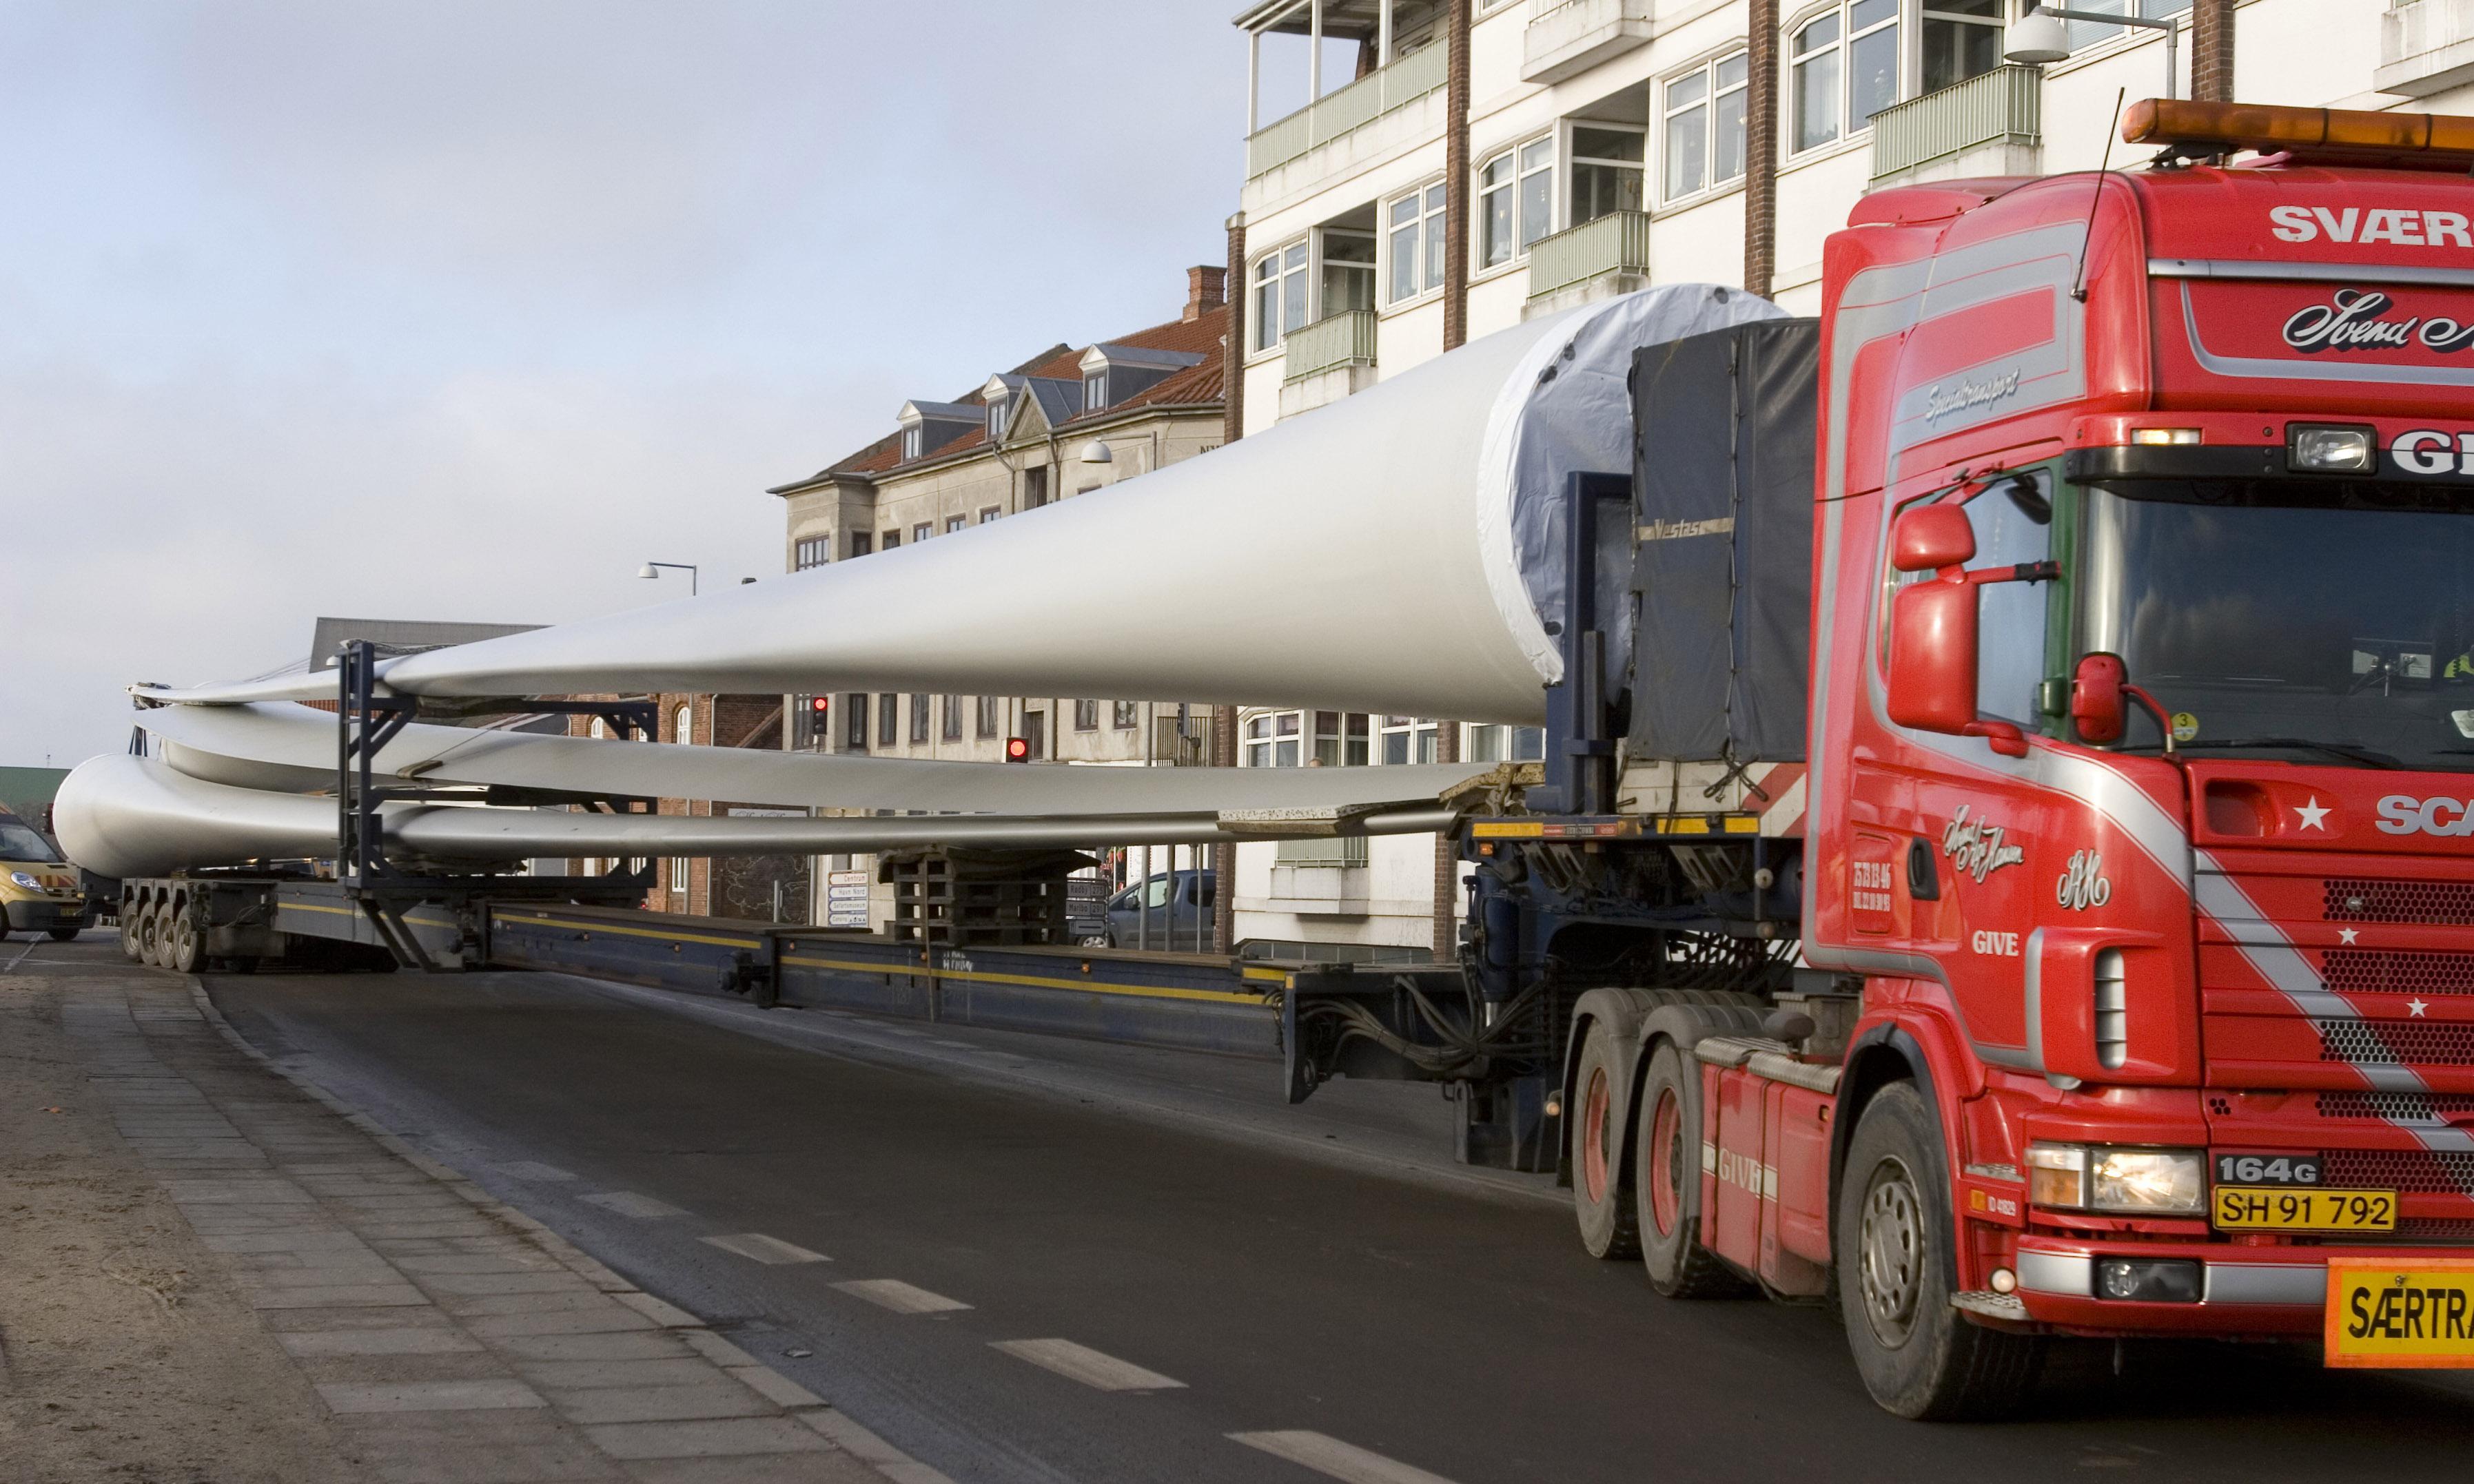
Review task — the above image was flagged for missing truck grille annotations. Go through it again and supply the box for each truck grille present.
[2317,1018,2474,1066]
[2325,878,2474,926]
[2322,1148,2474,1193]
[2318,1091,2474,1123]
[2324,949,2474,998]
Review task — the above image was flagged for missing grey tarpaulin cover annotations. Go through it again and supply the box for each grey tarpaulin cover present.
[1627,318,1819,763]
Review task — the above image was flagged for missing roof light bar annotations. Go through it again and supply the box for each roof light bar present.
[2123,99,2474,172]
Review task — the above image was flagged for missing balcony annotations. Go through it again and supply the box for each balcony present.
[1280,310,1378,382]
[2379,0,2474,97]
[1869,64,2042,185]
[1247,43,1446,181]
[1522,0,1653,84]
[1524,210,1650,316]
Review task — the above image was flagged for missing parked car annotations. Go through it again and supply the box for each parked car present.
[1098,869,1215,951]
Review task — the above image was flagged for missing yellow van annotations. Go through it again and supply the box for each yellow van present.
[0,810,85,941]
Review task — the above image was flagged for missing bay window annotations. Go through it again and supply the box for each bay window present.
[1387,183,1447,305]
[1664,54,1748,201]
[1252,240,1311,351]
[1570,125,1646,225]
[1479,137,1555,268]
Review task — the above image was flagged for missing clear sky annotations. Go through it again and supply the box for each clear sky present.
[1,2,1248,769]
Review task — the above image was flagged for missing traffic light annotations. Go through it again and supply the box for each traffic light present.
[1005,736,1032,763]
[807,696,829,719]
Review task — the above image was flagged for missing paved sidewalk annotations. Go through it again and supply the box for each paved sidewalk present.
[6,963,945,1484]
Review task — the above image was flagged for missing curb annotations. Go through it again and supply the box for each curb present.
[187,976,953,1484]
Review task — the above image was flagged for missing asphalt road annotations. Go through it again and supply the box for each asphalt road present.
[26,934,2442,1483]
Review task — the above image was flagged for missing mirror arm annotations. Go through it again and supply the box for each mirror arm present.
[2121,683,2177,756]
[1961,721,2030,759]
[1963,560,2060,588]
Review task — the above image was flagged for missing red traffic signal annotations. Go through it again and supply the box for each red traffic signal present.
[807,696,829,714]
[1005,736,1032,762]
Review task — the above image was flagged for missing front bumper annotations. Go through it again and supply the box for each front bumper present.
[3,898,88,931]
[2013,1236,2451,1335]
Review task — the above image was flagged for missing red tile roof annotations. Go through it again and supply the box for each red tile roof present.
[778,302,1226,489]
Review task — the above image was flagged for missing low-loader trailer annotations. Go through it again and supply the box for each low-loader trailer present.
[1286,99,2474,1416]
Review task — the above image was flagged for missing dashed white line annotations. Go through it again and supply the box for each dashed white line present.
[3,940,40,973]
[1228,1431,1462,1484]
[498,1161,575,1182]
[989,1339,1185,1392]
[832,1279,970,1314]
[577,1190,686,1219]
[701,1232,830,1265]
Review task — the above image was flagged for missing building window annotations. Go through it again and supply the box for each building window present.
[794,535,830,570]
[985,393,1009,438]
[1084,370,1109,411]
[1923,0,2009,92]
[672,703,692,745]
[901,425,923,460]
[878,692,899,747]
[1794,0,1899,154]
[844,693,869,750]
[669,858,688,897]
[881,529,901,550]
[1379,716,1439,765]
[979,506,1001,524]
[1569,124,1646,225]
[976,694,1000,739]
[1112,701,1138,730]
[1664,53,1748,200]
[848,531,872,557]
[909,692,930,745]
[911,522,931,544]
[2062,0,2187,54]
[1245,711,1301,767]
[1480,137,1554,267]
[1386,183,1447,305]
[1252,240,1310,351]
[1023,466,1049,509]
[1074,699,1098,732]
[1465,724,1546,763]
[945,515,966,534]
[941,694,963,742]
[1320,229,1376,316]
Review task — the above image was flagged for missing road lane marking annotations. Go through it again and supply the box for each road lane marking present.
[988,1339,1184,1392]
[3,940,40,973]
[500,1161,576,1182]
[577,1191,686,1219]
[701,1233,829,1265]
[1229,1432,1462,1484]
[831,1279,970,1314]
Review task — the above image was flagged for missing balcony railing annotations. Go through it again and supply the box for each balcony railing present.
[1247,44,1447,179]
[1525,210,1651,298]
[1870,64,2042,182]
[1282,310,1378,382]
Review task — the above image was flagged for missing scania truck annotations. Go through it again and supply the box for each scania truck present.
[1282,99,2474,1416]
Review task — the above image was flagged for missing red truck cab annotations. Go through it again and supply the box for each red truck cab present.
[1741,99,2474,1412]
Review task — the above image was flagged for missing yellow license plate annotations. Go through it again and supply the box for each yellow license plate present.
[2329,1261,2474,1368]
[2213,1185,2395,1232]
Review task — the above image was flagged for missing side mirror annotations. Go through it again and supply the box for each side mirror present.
[1891,504,1976,573]
[1888,576,2030,758]
[2071,653,2127,744]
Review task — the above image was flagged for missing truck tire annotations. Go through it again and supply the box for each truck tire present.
[138,906,169,968]
[1838,1082,2043,1419]
[48,926,79,942]
[120,907,143,960]
[1635,1040,1750,1297]
[1571,1022,1639,1259]
[168,912,204,975]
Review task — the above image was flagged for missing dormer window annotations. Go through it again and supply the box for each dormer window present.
[1074,343,1203,419]
[1083,371,1108,413]
[986,395,1009,437]
[895,400,981,463]
[901,425,923,460]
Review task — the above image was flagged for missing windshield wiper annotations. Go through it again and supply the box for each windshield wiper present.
[2123,736,2402,769]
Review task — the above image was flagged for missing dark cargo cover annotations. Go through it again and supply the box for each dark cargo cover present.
[1627,319,1819,764]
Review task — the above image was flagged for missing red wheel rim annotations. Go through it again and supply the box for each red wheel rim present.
[1580,1066,1611,1204]
[1648,1086,1683,1236]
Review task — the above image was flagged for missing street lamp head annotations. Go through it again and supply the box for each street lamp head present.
[637,563,659,579]
[1079,440,1113,465]
[2004,10,2072,65]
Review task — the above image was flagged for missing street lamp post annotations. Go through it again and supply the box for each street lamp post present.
[637,561,698,597]
[2005,5,2178,100]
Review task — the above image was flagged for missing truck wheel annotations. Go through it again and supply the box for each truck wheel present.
[120,909,143,960]
[1635,1040,1748,1297]
[1838,1082,2043,1420]
[48,926,79,942]
[168,914,204,974]
[138,907,168,967]
[1571,1022,1638,1259]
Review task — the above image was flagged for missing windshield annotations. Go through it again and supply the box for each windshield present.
[0,821,63,863]
[2079,480,2474,771]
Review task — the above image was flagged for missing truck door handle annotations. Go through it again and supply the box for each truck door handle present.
[1907,837,1941,902]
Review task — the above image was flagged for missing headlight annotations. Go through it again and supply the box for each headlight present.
[8,872,37,889]
[2288,422,2375,474]
[2026,1142,2204,1215]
